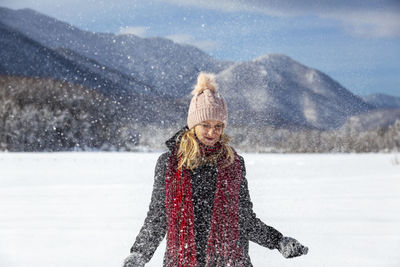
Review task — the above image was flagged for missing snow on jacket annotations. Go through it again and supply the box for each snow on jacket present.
[130,127,283,266]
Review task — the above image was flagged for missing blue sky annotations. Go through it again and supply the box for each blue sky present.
[2,0,400,96]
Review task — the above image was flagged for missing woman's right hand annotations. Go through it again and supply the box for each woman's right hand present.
[123,252,146,267]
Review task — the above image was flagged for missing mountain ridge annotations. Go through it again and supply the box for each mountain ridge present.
[361,93,400,109]
[0,6,229,99]
[1,7,398,130]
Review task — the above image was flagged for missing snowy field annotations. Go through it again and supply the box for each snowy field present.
[0,152,399,267]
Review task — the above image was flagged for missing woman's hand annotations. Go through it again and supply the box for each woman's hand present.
[123,252,146,267]
[278,236,308,258]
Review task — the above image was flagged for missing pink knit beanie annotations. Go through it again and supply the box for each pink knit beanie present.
[187,72,228,129]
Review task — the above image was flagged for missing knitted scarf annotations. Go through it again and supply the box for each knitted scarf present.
[165,143,244,267]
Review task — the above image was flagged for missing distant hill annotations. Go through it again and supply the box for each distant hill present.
[361,93,400,109]
[0,21,131,97]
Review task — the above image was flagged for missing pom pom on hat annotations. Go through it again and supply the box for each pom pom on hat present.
[187,72,228,129]
[191,72,218,95]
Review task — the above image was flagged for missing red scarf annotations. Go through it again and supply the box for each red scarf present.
[165,143,244,267]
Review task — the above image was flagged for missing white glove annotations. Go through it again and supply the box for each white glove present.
[278,236,308,258]
[123,252,146,267]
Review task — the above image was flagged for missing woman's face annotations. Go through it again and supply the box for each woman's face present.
[194,120,224,147]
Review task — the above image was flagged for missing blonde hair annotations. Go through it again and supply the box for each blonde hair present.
[177,128,235,170]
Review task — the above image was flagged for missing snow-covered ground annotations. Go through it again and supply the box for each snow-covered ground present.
[0,152,399,267]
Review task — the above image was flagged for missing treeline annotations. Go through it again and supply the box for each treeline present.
[0,76,140,151]
[228,122,400,153]
[1,75,399,153]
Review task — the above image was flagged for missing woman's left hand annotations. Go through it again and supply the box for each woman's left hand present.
[278,236,308,258]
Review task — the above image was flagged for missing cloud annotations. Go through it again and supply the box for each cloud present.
[118,26,149,37]
[158,0,400,15]
[157,0,400,38]
[166,34,222,51]
[326,10,400,38]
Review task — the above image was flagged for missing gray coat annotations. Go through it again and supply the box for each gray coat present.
[130,128,283,266]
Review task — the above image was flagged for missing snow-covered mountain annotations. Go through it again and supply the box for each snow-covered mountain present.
[0,22,136,97]
[217,55,371,129]
[0,7,229,99]
[2,6,394,130]
[0,21,185,124]
[361,93,400,109]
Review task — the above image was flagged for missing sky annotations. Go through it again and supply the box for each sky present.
[1,0,400,97]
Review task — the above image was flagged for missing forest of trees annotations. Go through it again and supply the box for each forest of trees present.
[227,122,400,153]
[1,75,399,153]
[0,76,140,151]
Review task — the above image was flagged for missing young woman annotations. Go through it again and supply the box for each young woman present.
[123,73,308,267]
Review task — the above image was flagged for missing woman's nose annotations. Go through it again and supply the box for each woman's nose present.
[207,128,216,136]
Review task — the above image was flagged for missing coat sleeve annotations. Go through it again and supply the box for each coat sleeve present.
[238,156,283,250]
[130,152,169,262]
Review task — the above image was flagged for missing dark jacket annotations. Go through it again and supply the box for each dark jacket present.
[130,128,283,266]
